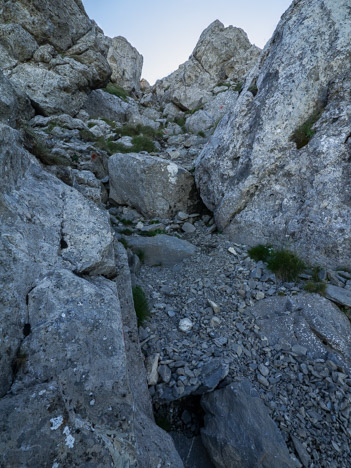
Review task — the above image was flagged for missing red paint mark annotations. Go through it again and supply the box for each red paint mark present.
[91,153,98,161]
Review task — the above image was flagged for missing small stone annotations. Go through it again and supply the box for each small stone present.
[158,365,172,384]
[208,299,220,313]
[179,318,193,332]
[228,247,238,256]
[257,374,269,387]
[145,353,160,386]
[136,221,144,229]
[258,364,269,377]
[182,222,196,233]
[214,337,228,347]
[177,211,189,221]
[255,291,265,300]
[292,344,307,356]
[210,316,221,327]
[233,344,243,357]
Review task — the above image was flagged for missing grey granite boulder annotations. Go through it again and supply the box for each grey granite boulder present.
[201,380,295,468]
[325,284,351,308]
[109,153,199,218]
[245,293,351,374]
[125,234,196,267]
[82,88,128,122]
[107,36,143,93]
[196,0,351,267]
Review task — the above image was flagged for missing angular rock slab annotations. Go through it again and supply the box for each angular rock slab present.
[195,0,351,267]
[109,153,199,218]
[126,234,196,267]
[246,293,351,374]
[107,36,143,93]
[326,284,351,308]
[201,380,295,468]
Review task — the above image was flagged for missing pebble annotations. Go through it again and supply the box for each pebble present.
[178,318,193,332]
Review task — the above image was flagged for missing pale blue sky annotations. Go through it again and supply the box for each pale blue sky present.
[82,0,292,84]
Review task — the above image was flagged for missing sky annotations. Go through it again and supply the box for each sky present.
[82,0,292,85]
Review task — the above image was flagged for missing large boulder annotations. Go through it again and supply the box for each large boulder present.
[153,20,260,110]
[195,0,351,267]
[107,36,143,93]
[0,0,111,115]
[245,293,351,374]
[201,380,295,468]
[109,153,199,218]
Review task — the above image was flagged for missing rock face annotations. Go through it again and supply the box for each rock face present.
[153,20,260,110]
[107,36,143,93]
[109,153,199,218]
[0,76,182,467]
[201,380,295,468]
[0,0,111,115]
[196,0,351,267]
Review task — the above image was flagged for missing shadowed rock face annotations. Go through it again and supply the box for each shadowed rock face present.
[195,0,351,267]
[153,20,260,110]
[0,0,111,115]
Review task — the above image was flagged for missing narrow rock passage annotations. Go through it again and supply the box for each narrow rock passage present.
[122,218,351,468]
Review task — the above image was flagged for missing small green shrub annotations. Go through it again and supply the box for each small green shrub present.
[174,116,186,130]
[248,244,305,281]
[103,82,129,100]
[71,154,79,163]
[248,244,272,262]
[79,128,96,142]
[131,135,156,153]
[132,285,150,326]
[233,82,243,92]
[291,111,321,149]
[197,131,206,138]
[118,218,133,226]
[304,281,326,295]
[267,249,305,281]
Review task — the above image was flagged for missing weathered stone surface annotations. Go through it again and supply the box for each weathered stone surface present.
[82,88,128,121]
[0,1,111,115]
[126,234,196,267]
[107,36,143,93]
[153,20,260,110]
[246,294,351,373]
[325,284,351,308]
[109,153,199,218]
[0,70,34,125]
[0,120,182,466]
[201,380,295,468]
[196,0,351,267]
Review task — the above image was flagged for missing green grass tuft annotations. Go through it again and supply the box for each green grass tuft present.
[139,229,166,237]
[197,131,206,138]
[103,83,129,100]
[303,281,326,295]
[131,135,156,152]
[248,244,272,262]
[132,285,150,326]
[267,249,305,281]
[248,244,305,281]
[119,238,129,249]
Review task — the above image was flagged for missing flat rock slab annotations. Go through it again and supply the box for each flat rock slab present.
[126,234,196,267]
[245,293,351,373]
[109,152,198,218]
[171,433,215,468]
[326,284,351,308]
[201,380,295,468]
